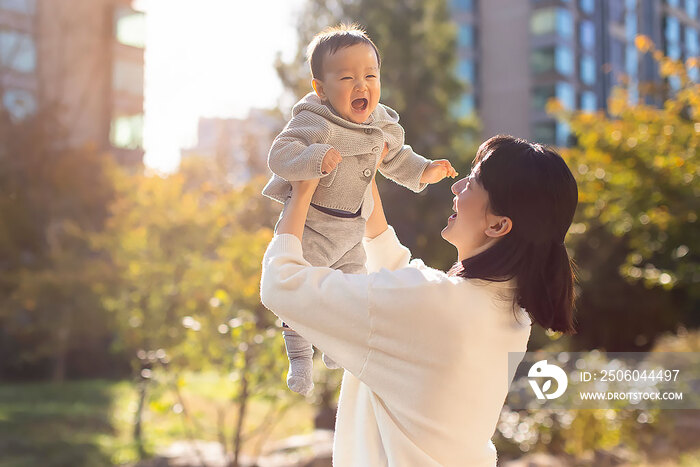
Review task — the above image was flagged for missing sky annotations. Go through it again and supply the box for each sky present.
[141,0,306,173]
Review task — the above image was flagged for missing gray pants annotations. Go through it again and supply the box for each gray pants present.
[275,201,367,274]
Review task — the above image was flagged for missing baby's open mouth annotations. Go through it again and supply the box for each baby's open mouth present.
[351,98,368,111]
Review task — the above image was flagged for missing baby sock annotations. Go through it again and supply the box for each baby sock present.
[282,328,314,395]
[322,353,340,369]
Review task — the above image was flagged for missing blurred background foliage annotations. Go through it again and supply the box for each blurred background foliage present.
[548,36,699,352]
[0,0,698,465]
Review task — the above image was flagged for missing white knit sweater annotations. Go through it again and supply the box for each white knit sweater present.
[260,226,532,467]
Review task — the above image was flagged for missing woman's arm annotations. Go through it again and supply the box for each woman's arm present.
[364,176,389,239]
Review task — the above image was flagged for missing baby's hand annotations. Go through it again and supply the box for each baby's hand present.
[321,148,343,174]
[420,160,458,184]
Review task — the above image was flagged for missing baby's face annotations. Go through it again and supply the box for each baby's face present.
[313,43,380,124]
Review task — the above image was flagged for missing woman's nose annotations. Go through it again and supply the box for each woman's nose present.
[451,177,465,194]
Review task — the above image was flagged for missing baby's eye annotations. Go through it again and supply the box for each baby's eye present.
[366,74,376,79]
[340,76,352,81]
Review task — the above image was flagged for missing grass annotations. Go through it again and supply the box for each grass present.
[3,375,695,467]
[0,374,316,467]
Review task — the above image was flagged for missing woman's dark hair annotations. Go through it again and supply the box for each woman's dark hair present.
[455,135,579,334]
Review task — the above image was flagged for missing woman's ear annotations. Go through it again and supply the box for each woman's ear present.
[312,79,326,101]
[485,216,512,238]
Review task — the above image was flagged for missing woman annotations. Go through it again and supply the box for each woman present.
[260,135,578,466]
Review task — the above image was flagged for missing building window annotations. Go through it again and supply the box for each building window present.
[690,68,699,82]
[665,16,681,42]
[665,16,681,59]
[532,82,575,111]
[531,8,556,35]
[580,54,596,85]
[113,59,144,95]
[115,6,145,48]
[556,82,575,110]
[667,0,680,8]
[532,84,555,111]
[533,121,556,144]
[581,91,597,111]
[452,0,474,10]
[531,8,573,39]
[456,94,475,115]
[556,122,571,146]
[555,46,574,75]
[2,88,35,120]
[579,0,595,15]
[625,0,638,43]
[626,43,638,80]
[531,46,574,75]
[110,113,144,149]
[686,0,699,19]
[532,48,554,74]
[457,24,474,48]
[685,27,698,57]
[457,59,475,84]
[0,0,35,14]
[579,20,595,51]
[0,29,36,73]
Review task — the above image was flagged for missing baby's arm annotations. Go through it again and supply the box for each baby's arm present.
[378,145,456,191]
[377,144,432,192]
[268,111,336,181]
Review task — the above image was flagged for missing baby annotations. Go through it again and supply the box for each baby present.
[262,24,457,395]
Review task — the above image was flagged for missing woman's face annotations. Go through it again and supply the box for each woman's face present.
[441,169,512,261]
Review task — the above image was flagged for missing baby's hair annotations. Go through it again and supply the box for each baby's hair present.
[306,23,381,80]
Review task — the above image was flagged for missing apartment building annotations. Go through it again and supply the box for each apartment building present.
[452,0,699,145]
[0,0,145,164]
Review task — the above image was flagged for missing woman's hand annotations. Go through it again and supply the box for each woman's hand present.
[365,143,390,240]
[290,177,320,197]
[276,178,320,241]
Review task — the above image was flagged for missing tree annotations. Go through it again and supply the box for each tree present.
[92,156,294,464]
[276,0,481,270]
[0,106,120,381]
[0,0,143,380]
[549,36,699,350]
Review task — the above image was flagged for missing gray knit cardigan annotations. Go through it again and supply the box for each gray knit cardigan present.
[262,92,431,218]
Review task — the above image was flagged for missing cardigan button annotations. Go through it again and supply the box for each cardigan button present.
[363,168,372,177]
[372,146,380,153]
[364,128,372,134]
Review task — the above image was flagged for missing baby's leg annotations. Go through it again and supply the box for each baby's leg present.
[282,327,314,396]
[331,241,368,275]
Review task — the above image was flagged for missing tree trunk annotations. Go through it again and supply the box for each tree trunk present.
[134,376,149,459]
[230,352,250,467]
[52,319,70,382]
